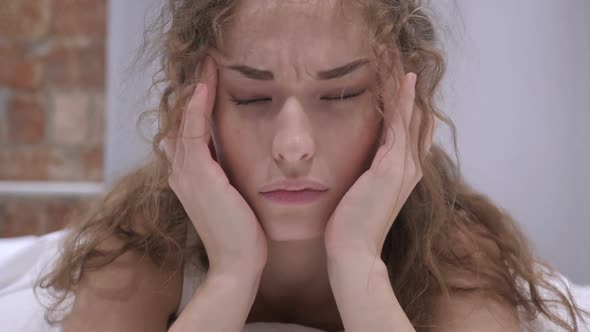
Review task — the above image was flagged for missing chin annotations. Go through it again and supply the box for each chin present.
[260,216,326,242]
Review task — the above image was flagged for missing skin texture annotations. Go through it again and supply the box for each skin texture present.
[208,0,383,329]
[212,0,382,242]
[168,0,519,331]
[60,0,551,330]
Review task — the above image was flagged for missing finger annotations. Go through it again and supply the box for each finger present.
[177,54,215,140]
[171,85,198,138]
[378,74,417,228]
[407,103,424,173]
[183,56,217,141]
[372,73,407,173]
[161,137,175,160]
[400,73,418,169]
[172,85,196,170]
[379,73,397,145]
[392,73,418,203]
[162,84,197,172]
[200,55,219,116]
[384,74,416,162]
[400,73,416,138]
[181,55,218,160]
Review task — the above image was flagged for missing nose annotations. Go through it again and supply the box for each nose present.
[272,97,316,168]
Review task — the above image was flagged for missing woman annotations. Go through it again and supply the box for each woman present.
[36,0,589,331]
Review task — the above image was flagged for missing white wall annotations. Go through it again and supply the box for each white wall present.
[105,0,159,186]
[106,0,590,283]
[438,0,590,284]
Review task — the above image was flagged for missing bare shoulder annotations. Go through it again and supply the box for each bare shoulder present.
[431,290,522,332]
[62,234,184,332]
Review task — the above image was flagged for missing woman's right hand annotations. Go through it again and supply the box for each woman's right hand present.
[162,55,268,278]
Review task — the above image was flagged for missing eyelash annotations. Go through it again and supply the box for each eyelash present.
[232,89,366,106]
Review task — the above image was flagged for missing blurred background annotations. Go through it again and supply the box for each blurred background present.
[0,0,588,284]
[0,0,106,236]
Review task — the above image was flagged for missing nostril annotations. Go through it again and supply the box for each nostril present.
[278,151,311,162]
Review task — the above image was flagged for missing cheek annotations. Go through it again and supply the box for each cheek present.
[321,107,382,181]
[211,105,261,181]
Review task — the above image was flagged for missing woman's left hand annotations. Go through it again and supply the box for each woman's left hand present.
[324,72,436,262]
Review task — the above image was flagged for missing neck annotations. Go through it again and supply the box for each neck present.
[246,234,344,331]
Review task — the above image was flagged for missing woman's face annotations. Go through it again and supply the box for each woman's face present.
[210,0,383,241]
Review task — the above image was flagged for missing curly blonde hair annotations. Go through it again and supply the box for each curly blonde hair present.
[37,0,589,330]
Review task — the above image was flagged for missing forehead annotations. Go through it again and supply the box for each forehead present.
[219,0,372,68]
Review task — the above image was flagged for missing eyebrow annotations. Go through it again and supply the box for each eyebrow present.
[225,58,371,81]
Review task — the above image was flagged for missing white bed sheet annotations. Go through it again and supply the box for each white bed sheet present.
[0,230,67,331]
[0,230,588,331]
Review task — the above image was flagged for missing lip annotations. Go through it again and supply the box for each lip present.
[259,179,329,193]
[260,189,326,205]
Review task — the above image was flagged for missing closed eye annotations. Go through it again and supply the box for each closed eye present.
[321,89,366,101]
[231,89,366,106]
[232,97,271,106]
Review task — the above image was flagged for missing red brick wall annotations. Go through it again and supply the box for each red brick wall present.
[0,0,107,237]
[0,196,94,237]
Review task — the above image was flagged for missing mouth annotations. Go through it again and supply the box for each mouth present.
[260,189,327,205]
